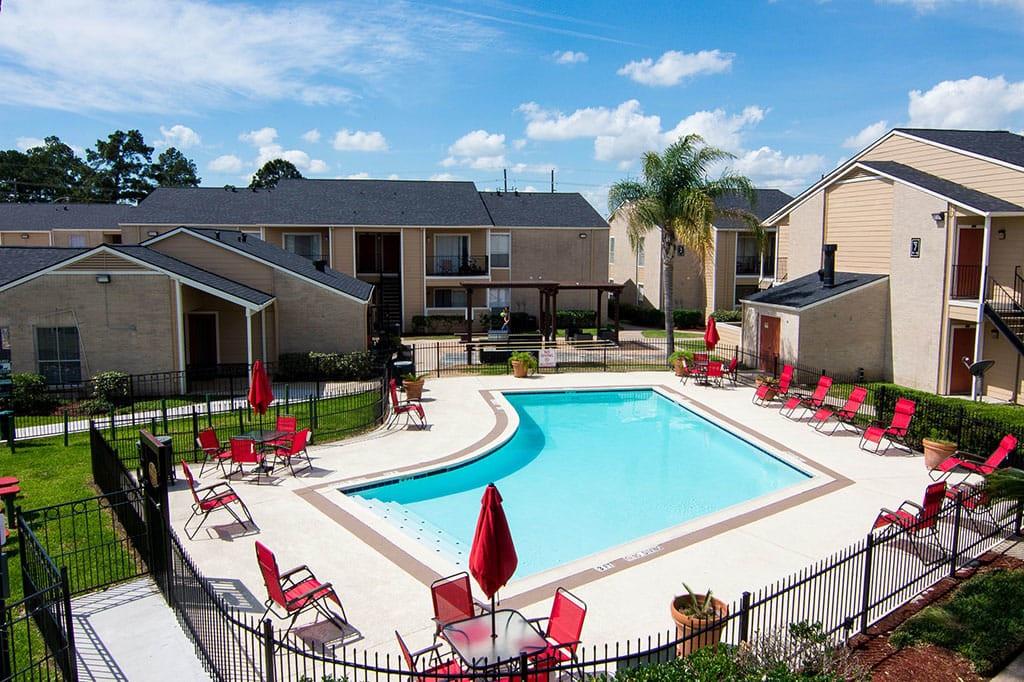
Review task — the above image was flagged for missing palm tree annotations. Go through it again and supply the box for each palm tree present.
[608,134,762,357]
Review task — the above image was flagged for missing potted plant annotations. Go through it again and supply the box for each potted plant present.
[402,373,426,401]
[509,351,538,378]
[922,429,957,469]
[670,584,729,657]
[668,350,694,377]
[755,375,779,400]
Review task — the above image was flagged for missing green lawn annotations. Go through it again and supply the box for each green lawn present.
[641,329,705,338]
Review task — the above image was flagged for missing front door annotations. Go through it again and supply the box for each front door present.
[949,327,975,394]
[187,313,218,369]
[955,228,984,299]
[758,314,781,372]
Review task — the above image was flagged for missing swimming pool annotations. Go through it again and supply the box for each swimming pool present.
[349,388,810,577]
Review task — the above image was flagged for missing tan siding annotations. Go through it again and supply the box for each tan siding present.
[56,251,154,272]
[332,227,354,274]
[403,228,425,327]
[988,217,1024,285]
[180,287,248,364]
[714,232,737,311]
[775,221,790,281]
[863,135,1024,205]
[785,191,825,278]
[272,270,367,353]
[121,225,175,245]
[149,233,275,292]
[824,179,893,274]
[509,228,609,315]
[0,232,49,246]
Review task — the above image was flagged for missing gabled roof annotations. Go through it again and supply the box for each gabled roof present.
[144,227,373,302]
[0,247,86,286]
[894,128,1024,170]
[0,203,133,231]
[742,271,887,310]
[713,189,793,228]
[479,191,608,228]
[857,161,1024,215]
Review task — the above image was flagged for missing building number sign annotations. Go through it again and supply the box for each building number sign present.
[910,238,921,258]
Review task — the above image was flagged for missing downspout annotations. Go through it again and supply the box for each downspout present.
[971,213,992,400]
[174,280,186,394]
[709,230,718,315]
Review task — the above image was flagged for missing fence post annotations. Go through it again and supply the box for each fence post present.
[738,591,751,643]
[110,407,117,442]
[949,490,964,576]
[1015,502,1023,537]
[309,394,318,430]
[263,618,276,682]
[161,398,168,433]
[519,651,529,682]
[61,566,78,682]
[238,407,244,434]
[859,533,874,634]
[284,384,290,408]
[191,409,200,461]
[436,342,441,377]
[63,411,70,447]
[0,589,9,681]
[129,377,136,428]
[205,394,212,428]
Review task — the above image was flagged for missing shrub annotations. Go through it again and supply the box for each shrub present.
[11,373,57,414]
[673,308,704,329]
[277,353,317,380]
[410,314,465,336]
[481,311,537,333]
[509,351,538,374]
[617,303,665,327]
[91,371,130,407]
[711,309,743,323]
[556,309,596,329]
[79,397,115,416]
[277,351,379,381]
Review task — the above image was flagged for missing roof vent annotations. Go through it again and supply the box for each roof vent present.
[214,231,221,240]
[818,244,837,288]
[313,259,327,272]
[240,233,247,242]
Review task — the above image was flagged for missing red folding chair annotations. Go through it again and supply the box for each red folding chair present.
[725,356,739,385]
[871,482,946,562]
[389,379,427,428]
[809,386,868,435]
[271,428,313,476]
[780,374,833,420]
[752,364,793,406]
[268,415,298,448]
[946,482,997,534]
[705,361,724,387]
[229,437,267,484]
[255,541,347,636]
[181,461,254,539]
[196,428,232,477]
[930,434,1017,482]
[430,572,486,637]
[527,587,587,666]
[860,398,916,455]
[396,630,467,682]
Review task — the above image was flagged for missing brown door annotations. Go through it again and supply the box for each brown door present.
[187,314,218,369]
[758,315,781,372]
[380,233,401,274]
[955,228,984,298]
[356,233,377,273]
[949,327,975,394]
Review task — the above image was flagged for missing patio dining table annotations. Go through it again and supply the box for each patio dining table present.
[440,609,549,672]
[236,430,288,473]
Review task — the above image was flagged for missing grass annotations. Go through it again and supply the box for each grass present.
[641,329,705,339]
[890,568,1024,675]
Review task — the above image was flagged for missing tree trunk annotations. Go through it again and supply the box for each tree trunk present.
[662,228,676,358]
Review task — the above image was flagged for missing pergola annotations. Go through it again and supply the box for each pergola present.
[458,280,625,342]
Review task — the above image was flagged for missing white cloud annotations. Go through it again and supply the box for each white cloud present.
[302,129,321,144]
[732,147,828,193]
[552,50,588,64]
[388,173,400,180]
[157,124,201,149]
[346,172,371,179]
[512,138,527,150]
[253,144,328,174]
[209,154,245,173]
[441,129,553,172]
[430,172,458,181]
[617,49,733,87]
[240,127,278,147]
[662,106,766,153]
[308,159,330,173]
[907,75,1024,128]
[523,185,538,192]
[843,120,889,149]
[15,136,45,151]
[332,129,389,152]
[448,130,506,157]
[0,0,497,114]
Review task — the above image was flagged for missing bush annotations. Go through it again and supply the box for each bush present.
[79,397,115,416]
[673,309,704,329]
[277,351,379,381]
[556,309,596,329]
[410,314,465,336]
[711,309,743,323]
[11,373,57,414]
[91,371,130,407]
[618,303,665,327]
[481,311,537,333]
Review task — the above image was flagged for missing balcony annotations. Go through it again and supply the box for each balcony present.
[736,256,760,277]
[951,263,982,300]
[426,255,489,277]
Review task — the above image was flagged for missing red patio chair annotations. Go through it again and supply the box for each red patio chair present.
[229,437,267,484]
[527,587,587,666]
[725,356,739,385]
[268,415,298,448]
[705,361,724,387]
[859,398,916,455]
[389,379,427,428]
[255,541,347,636]
[430,572,486,636]
[693,352,709,366]
[181,461,254,539]
[871,482,946,562]
[809,386,868,435]
[945,482,997,534]
[929,434,1017,482]
[752,364,793,406]
[271,428,313,476]
[396,630,467,682]
[780,375,833,420]
[196,428,232,477]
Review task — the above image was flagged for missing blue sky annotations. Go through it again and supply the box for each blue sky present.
[1,0,1023,212]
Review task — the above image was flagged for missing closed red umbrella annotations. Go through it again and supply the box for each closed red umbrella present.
[469,483,518,638]
[704,316,720,352]
[247,360,274,418]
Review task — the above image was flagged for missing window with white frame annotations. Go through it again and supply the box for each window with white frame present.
[487,287,511,309]
[609,236,615,263]
[36,327,81,384]
[490,233,510,268]
[637,243,645,267]
[433,288,468,308]
[283,233,322,260]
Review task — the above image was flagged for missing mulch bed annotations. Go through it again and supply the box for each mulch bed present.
[847,551,1024,681]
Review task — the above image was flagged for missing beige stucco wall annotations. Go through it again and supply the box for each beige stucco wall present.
[150,233,276,292]
[785,190,825,279]
[508,228,608,315]
[824,178,894,274]
[331,227,355,275]
[796,280,892,379]
[982,322,1024,403]
[987,217,1024,285]
[272,269,367,353]
[0,232,49,246]
[403,228,425,328]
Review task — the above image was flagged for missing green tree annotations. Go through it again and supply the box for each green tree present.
[151,147,200,187]
[250,158,302,189]
[607,134,761,357]
[86,129,155,203]
[0,136,93,202]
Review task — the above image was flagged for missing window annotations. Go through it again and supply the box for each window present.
[637,244,645,267]
[490,233,510,268]
[103,233,122,245]
[761,233,777,278]
[433,289,467,308]
[283,234,322,260]
[637,283,646,304]
[736,234,759,275]
[68,234,87,248]
[36,327,81,384]
[435,234,470,272]
[487,288,511,309]
[735,284,759,307]
[609,237,615,263]
[0,327,10,362]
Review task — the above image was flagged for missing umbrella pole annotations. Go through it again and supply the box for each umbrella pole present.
[491,594,497,639]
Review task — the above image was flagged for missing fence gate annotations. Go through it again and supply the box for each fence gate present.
[137,430,172,594]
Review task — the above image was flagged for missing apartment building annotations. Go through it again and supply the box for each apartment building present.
[743,128,1024,403]
[608,189,791,314]
[0,203,131,247]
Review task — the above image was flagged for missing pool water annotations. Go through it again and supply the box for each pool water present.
[349,389,810,577]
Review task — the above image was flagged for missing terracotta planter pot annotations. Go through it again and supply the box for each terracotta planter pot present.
[511,360,529,378]
[923,438,957,469]
[404,379,424,401]
[670,594,729,657]
[673,359,686,377]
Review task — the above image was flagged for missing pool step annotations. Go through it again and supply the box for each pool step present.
[352,498,467,566]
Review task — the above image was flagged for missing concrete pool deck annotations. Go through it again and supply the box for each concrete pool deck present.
[167,372,938,658]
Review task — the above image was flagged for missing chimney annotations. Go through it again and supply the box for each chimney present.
[313,259,327,272]
[819,243,837,288]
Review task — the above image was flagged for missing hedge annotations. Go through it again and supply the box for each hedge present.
[10,373,56,414]
[711,309,743,323]
[673,309,703,328]
[410,314,466,336]
[617,303,665,327]
[556,309,596,329]
[276,351,380,381]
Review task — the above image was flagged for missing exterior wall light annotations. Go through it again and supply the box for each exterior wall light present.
[147,230,159,237]
[931,211,946,226]
[95,274,111,284]
[20,234,28,240]
[578,232,588,239]
[998,229,1007,240]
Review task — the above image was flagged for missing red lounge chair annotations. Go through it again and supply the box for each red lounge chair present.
[946,482,996,534]
[430,572,486,636]
[781,375,833,420]
[678,358,694,385]
[396,630,466,682]
[196,428,232,477]
[527,587,587,666]
[181,461,254,539]
[752,364,793,406]
[268,415,298,448]
[725,356,739,385]
[859,398,916,455]
[930,434,1017,482]
[271,428,313,476]
[256,541,347,636]
[229,437,267,484]
[705,361,724,387]
[809,386,868,434]
[389,379,427,428]
[872,482,946,562]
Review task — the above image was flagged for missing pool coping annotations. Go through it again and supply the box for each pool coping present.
[294,384,853,608]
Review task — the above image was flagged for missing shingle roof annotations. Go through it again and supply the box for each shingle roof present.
[858,161,1024,213]
[179,228,374,301]
[895,128,1024,169]
[0,247,85,286]
[742,271,887,309]
[112,246,273,306]
[131,179,494,227]
[478,191,608,228]
[714,189,793,228]
[0,203,133,232]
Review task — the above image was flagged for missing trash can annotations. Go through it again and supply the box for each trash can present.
[0,411,12,443]
[392,360,415,387]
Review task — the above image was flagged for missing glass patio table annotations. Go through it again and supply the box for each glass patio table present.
[236,430,288,473]
[440,609,549,672]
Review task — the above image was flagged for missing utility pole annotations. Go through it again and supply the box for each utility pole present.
[503,169,508,192]
[550,169,555,193]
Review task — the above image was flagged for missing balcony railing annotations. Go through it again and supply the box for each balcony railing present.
[736,256,760,276]
[426,255,489,276]
[951,263,982,300]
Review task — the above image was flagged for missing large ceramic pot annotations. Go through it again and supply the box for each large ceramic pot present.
[670,594,729,657]
[923,438,957,469]
[673,359,686,377]
[511,360,529,379]
[404,378,425,401]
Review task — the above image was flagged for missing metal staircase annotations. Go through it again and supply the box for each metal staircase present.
[983,267,1024,357]
[377,274,403,333]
